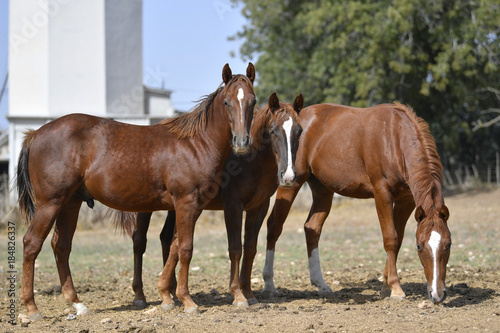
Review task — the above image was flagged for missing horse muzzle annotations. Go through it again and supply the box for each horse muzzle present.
[232,135,250,154]
[279,170,296,187]
[428,286,447,304]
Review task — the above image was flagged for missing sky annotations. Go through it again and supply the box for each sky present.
[0,0,252,130]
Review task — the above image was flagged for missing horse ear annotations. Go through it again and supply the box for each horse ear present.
[439,205,449,222]
[293,94,304,113]
[246,62,256,83]
[415,206,425,223]
[222,63,232,84]
[268,92,280,113]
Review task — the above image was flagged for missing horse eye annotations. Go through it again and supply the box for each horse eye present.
[224,100,229,107]
[416,244,423,252]
[445,242,452,250]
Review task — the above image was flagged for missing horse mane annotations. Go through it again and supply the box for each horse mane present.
[251,103,302,149]
[160,75,253,139]
[394,102,443,214]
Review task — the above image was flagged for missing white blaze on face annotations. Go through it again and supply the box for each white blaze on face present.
[282,117,295,182]
[428,230,442,298]
[237,88,244,111]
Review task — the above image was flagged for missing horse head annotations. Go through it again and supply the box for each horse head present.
[415,204,451,304]
[221,63,256,154]
[267,92,303,187]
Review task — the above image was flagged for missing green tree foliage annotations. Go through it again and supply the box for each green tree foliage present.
[231,0,500,166]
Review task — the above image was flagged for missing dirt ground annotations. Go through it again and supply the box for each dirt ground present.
[1,188,499,332]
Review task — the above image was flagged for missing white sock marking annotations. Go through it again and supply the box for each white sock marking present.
[308,248,330,292]
[428,230,442,298]
[282,117,295,182]
[72,302,90,315]
[263,249,276,292]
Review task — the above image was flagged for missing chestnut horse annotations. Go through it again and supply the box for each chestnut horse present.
[131,93,304,309]
[262,103,451,304]
[17,63,256,319]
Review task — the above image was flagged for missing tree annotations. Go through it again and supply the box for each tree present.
[231,0,500,167]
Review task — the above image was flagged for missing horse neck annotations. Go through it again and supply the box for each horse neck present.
[402,137,444,215]
[250,107,271,150]
[204,93,233,153]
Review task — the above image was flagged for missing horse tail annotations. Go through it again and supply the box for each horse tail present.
[108,210,137,238]
[17,130,37,224]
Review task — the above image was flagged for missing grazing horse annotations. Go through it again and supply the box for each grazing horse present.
[131,93,304,309]
[262,103,451,304]
[17,63,256,319]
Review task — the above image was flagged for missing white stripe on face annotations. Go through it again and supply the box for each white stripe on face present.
[428,230,442,298]
[282,117,294,181]
[237,88,244,111]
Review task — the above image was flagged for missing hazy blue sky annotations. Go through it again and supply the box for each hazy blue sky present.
[0,0,251,130]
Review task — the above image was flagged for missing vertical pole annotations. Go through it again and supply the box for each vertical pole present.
[496,151,499,186]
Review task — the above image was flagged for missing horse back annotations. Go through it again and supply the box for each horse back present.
[299,104,419,199]
[27,114,178,210]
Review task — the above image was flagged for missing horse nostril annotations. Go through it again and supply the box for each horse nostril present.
[244,135,250,146]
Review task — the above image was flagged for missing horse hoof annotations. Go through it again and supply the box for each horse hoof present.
[318,289,335,298]
[380,289,391,299]
[390,295,405,302]
[77,307,91,316]
[28,312,44,321]
[133,300,148,309]
[233,301,249,308]
[184,306,200,314]
[247,298,259,306]
[161,303,175,311]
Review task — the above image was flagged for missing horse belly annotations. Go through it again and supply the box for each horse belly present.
[83,173,171,212]
[311,158,374,199]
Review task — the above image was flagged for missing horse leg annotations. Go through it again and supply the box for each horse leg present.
[160,210,177,296]
[263,185,301,295]
[373,185,405,299]
[240,199,270,304]
[21,205,61,320]
[158,200,201,313]
[388,199,415,293]
[223,200,248,307]
[50,196,90,315]
[131,212,152,308]
[158,233,179,311]
[304,180,334,296]
[393,199,415,251]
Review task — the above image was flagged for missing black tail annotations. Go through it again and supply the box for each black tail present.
[108,209,138,238]
[17,130,37,223]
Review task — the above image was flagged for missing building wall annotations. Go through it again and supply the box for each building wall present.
[9,0,50,117]
[105,0,144,115]
[49,0,107,115]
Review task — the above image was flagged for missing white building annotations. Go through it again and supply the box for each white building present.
[4,0,177,196]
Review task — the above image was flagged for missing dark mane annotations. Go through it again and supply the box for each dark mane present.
[160,75,253,139]
[159,85,223,139]
[394,102,443,213]
[251,103,302,149]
